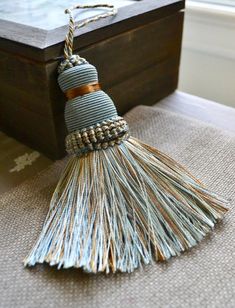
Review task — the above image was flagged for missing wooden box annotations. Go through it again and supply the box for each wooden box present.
[0,0,185,159]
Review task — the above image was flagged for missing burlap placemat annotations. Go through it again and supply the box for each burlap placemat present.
[0,106,234,308]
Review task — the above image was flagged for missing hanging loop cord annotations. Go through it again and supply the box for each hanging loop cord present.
[63,4,117,60]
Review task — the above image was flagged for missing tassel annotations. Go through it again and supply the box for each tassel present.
[24,4,228,273]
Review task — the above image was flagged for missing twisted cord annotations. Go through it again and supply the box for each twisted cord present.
[64,13,75,59]
[64,4,117,60]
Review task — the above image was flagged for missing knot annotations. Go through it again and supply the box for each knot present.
[58,55,88,74]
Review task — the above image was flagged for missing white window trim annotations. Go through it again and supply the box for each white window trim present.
[183,1,235,60]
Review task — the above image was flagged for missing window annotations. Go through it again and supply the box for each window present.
[195,0,235,7]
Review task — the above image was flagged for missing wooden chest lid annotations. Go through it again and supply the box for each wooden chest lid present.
[0,0,184,62]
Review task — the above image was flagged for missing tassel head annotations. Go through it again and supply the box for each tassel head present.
[58,57,118,133]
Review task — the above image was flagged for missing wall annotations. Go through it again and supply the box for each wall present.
[179,1,235,107]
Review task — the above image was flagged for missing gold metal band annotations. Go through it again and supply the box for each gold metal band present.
[65,82,101,99]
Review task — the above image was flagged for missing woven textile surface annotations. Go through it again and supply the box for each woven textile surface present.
[0,106,234,308]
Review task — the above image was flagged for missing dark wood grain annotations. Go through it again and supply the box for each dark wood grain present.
[48,11,184,115]
[44,0,185,62]
[0,11,183,118]
[107,56,179,115]
[0,0,185,61]
[0,50,52,117]
[0,100,62,158]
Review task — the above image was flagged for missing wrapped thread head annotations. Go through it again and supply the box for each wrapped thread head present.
[58,60,118,133]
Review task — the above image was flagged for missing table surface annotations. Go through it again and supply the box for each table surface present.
[157,91,235,133]
[0,91,234,194]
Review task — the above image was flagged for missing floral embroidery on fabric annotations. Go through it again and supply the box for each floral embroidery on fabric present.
[9,152,40,173]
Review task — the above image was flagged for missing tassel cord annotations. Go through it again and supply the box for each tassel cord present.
[64,4,117,59]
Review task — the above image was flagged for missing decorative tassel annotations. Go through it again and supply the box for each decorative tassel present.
[24,4,228,273]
